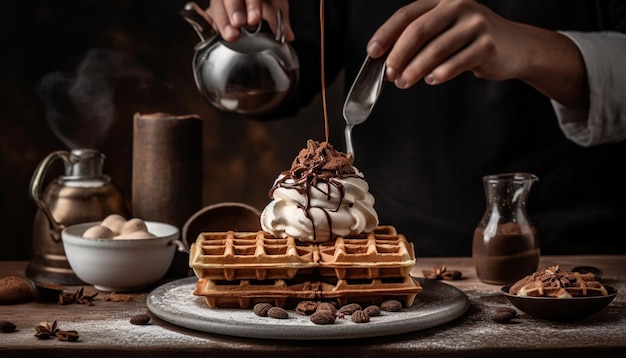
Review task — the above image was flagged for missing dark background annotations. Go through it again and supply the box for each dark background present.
[0,0,344,260]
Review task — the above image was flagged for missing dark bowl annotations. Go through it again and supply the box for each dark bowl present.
[501,284,617,321]
[182,202,261,248]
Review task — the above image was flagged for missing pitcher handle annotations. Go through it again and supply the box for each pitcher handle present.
[181,2,218,43]
[29,150,71,242]
[242,9,284,43]
[182,2,285,43]
[275,9,285,43]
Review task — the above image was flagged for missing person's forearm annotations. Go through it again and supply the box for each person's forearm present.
[515,23,589,114]
[551,31,626,147]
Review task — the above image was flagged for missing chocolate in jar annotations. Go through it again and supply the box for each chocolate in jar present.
[472,222,540,285]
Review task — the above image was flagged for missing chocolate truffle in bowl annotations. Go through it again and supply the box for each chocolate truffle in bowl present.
[61,215,186,292]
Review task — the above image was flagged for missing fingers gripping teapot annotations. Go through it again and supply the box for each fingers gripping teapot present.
[181,2,299,116]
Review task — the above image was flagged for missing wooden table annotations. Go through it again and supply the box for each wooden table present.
[1,256,624,357]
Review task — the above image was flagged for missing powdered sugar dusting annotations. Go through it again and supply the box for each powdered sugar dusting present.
[146,277,469,340]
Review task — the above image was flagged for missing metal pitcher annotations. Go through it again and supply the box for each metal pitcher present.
[26,149,129,284]
[181,2,299,116]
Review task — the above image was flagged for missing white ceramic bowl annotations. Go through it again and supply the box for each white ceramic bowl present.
[62,221,184,292]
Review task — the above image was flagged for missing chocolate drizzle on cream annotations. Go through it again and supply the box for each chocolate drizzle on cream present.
[269,140,359,241]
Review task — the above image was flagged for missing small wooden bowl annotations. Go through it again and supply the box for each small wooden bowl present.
[501,285,617,321]
[182,202,261,247]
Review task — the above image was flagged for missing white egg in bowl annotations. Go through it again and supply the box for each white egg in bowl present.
[61,218,186,292]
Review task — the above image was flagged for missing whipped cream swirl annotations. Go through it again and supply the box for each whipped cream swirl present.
[260,140,379,242]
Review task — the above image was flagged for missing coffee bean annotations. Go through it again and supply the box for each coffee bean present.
[380,300,402,312]
[351,310,370,323]
[253,303,273,317]
[337,303,361,315]
[496,307,518,318]
[0,321,17,333]
[491,310,515,323]
[310,311,336,325]
[315,302,337,315]
[363,305,381,317]
[267,307,289,319]
[130,314,151,325]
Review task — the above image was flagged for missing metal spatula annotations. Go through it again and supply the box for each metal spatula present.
[342,55,386,159]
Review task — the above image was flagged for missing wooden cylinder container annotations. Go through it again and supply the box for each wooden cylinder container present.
[132,112,203,276]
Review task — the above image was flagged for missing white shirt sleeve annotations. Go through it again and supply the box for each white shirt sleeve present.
[552,31,626,147]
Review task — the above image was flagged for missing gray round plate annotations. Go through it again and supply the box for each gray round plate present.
[147,277,469,340]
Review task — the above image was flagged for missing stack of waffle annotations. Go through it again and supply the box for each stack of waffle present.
[509,265,608,298]
[189,226,423,309]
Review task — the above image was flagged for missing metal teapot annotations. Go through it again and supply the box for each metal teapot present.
[181,2,299,116]
[26,149,129,285]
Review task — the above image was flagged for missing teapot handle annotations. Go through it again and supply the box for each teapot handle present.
[242,9,285,43]
[182,2,286,44]
[275,9,285,43]
[181,2,218,43]
[29,151,71,241]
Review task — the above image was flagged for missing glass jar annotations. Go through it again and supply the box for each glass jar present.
[472,172,540,285]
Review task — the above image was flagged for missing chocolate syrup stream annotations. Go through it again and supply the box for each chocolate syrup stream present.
[320,0,329,143]
[267,1,354,241]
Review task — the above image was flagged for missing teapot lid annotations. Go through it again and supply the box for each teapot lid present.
[64,149,106,179]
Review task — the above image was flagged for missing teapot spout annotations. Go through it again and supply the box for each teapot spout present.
[181,2,217,43]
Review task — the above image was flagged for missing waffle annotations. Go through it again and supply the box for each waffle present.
[189,226,422,308]
[194,275,423,309]
[510,265,608,298]
[317,226,416,279]
[189,226,415,280]
[189,231,319,280]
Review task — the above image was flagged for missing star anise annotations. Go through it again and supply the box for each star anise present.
[56,330,80,342]
[35,321,58,339]
[58,287,98,305]
[422,265,462,280]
